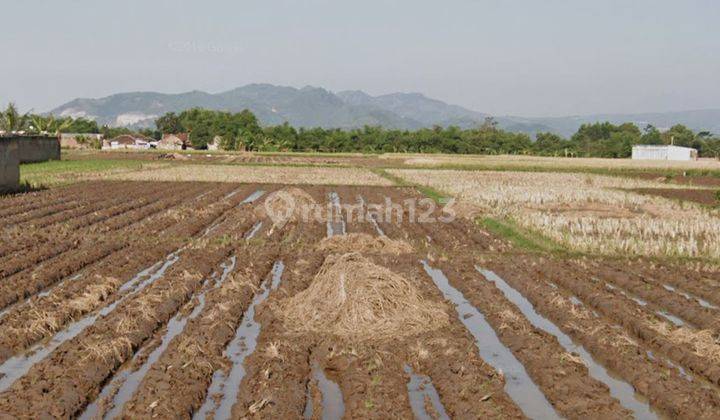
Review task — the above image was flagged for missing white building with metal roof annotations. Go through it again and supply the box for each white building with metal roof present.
[631,145,698,161]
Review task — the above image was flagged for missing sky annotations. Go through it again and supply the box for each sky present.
[2,0,719,117]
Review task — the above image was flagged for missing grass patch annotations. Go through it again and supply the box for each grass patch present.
[371,168,450,204]
[20,159,152,188]
[477,217,568,254]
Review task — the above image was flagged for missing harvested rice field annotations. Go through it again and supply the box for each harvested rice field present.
[107,164,393,186]
[2,173,720,419]
[392,169,720,259]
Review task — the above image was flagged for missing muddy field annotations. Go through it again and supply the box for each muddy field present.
[1,181,719,419]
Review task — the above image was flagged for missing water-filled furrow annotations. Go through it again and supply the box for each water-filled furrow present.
[662,284,719,310]
[357,195,385,236]
[80,257,238,419]
[0,252,179,393]
[194,261,284,420]
[303,361,345,420]
[421,261,559,419]
[245,222,263,240]
[606,283,688,327]
[201,190,265,238]
[241,190,265,204]
[326,192,346,237]
[403,365,449,420]
[477,267,657,420]
[224,189,242,199]
[0,271,83,322]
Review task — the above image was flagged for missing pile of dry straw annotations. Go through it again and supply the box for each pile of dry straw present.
[277,252,449,342]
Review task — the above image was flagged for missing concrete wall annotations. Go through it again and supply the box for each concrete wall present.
[0,140,20,192]
[12,136,61,163]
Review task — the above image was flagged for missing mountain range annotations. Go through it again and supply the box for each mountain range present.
[50,84,720,137]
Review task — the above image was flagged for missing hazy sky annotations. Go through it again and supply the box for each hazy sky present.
[2,0,719,117]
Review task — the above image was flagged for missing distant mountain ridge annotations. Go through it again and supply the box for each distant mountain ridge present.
[50,84,720,137]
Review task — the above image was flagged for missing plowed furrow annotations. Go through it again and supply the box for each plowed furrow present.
[225,202,328,419]
[0,182,200,260]
[622,262,720,310]
[13,183,163,230]
[0,183,194,277]
[229,250,325,419]
[537,259,720,386]
[0,182,139,229]
[0,185,253,362]
[0,199,258,417]
[0,182,97,217]
[428,256,633,419]
[591,262,720,334]
[121,210,302,418]
[121,244,280,419]
[488,258,720,419]
[0,184,228,313]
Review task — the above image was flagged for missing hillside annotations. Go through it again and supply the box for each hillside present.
[50,84,720,136]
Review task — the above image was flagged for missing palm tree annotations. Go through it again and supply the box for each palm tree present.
[0,103,30,133]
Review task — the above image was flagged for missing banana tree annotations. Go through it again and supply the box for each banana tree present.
[30,114,72,135]
[0,103,30,133]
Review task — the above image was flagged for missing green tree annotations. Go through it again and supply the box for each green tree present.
[662,124,695,147]
[0,103,30,133]
[155,112,185,134]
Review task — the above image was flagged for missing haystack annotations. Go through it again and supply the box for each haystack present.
[276,253,449,342]
[316,233,414,255]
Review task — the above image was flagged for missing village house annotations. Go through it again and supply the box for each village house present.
[158,133,190,150]
[103,134,151,150]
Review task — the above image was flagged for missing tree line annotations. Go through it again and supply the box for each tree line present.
[3,103,720,158]
[154,109,720,158]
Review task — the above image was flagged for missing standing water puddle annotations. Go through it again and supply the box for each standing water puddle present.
[194,261,284,420]
[80,257,237,420]
[421,261,559,420]
[0,252,180,393]
[477,267,657,420]
[403,365,449,420]
[326,192,346,237]
[303,361,345,420]
[663,284,719,310]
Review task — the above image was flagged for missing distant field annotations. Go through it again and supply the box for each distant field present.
[19,159,166,188]
[387,153,720,175]
[107,163,393,186]
[63,149,720,176]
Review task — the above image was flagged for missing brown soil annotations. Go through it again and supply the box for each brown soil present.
[633,173,720,187]
[630,187,719,206]
[485,256,720,419]
[1,182,719,419]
